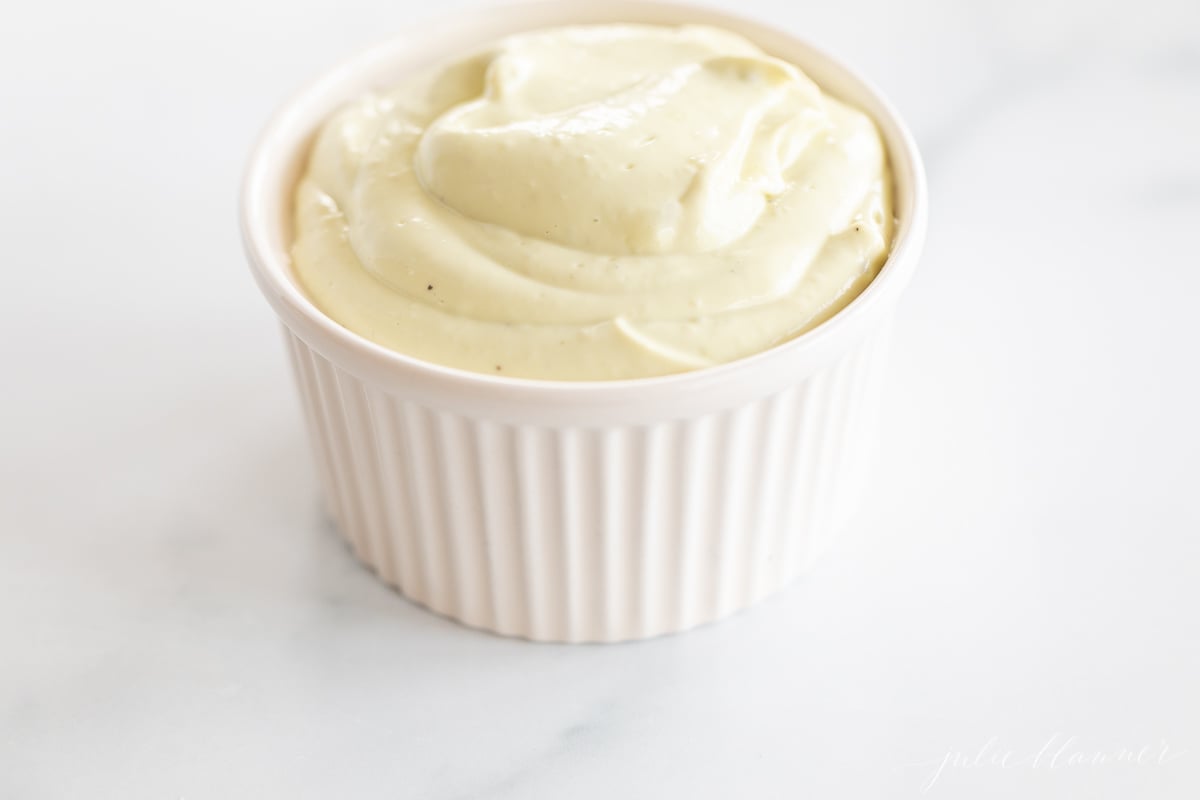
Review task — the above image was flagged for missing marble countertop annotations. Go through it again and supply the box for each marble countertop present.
[2,0,1198,797]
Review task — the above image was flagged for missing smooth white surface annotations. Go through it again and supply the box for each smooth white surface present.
[1,0,1198,796]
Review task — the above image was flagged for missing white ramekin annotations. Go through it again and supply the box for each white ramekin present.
[240,0,927,643]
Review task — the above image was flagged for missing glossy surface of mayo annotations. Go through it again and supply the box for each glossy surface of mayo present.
[292,24,893,380]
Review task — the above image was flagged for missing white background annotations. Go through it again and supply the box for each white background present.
[2,0,1199,797]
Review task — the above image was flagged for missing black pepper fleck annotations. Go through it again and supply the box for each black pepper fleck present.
[427,284,433,290]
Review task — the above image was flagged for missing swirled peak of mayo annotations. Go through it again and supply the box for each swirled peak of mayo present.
[292,24,893,380]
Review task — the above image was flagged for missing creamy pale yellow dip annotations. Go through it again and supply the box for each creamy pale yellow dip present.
[292,24,893,380]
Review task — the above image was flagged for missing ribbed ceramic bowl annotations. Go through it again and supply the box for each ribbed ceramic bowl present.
[241,0,927,642]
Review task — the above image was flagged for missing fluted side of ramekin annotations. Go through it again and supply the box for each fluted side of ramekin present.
[282,319,893,643]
